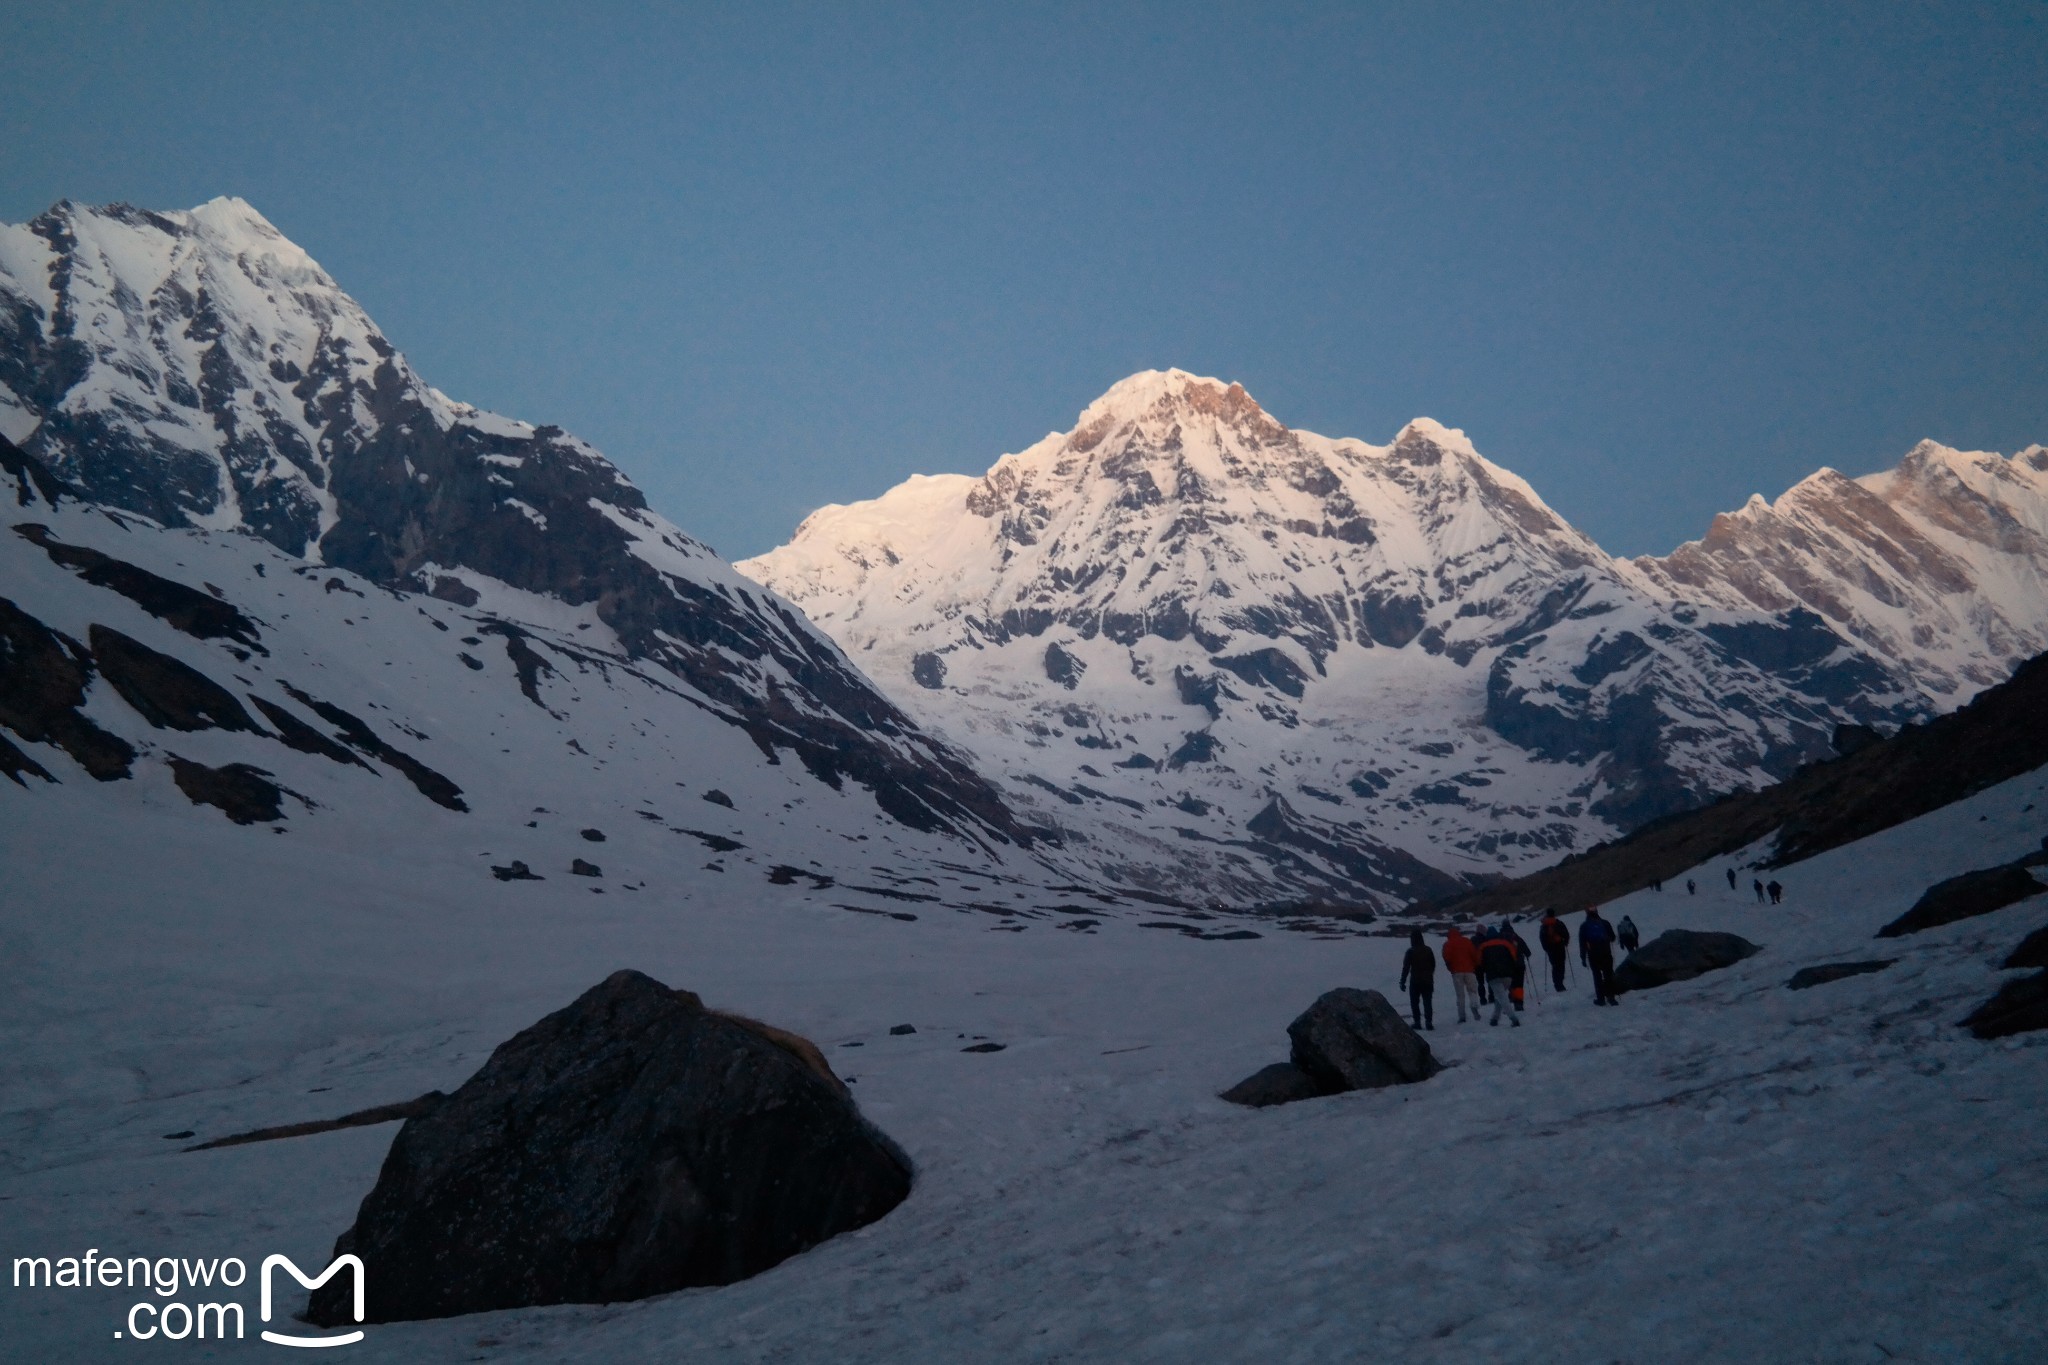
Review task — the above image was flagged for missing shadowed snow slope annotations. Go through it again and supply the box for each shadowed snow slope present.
[743,370,2046,907]
[2,695,2044,1361]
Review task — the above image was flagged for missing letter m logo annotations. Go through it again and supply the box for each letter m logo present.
[259,1253,366,1348]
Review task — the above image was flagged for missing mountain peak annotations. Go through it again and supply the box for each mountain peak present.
[1076,369,1274,431]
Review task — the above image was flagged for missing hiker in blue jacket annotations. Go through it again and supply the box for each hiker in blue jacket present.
[1580,906,1620,1006]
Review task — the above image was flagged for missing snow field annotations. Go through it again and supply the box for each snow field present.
[2,749,2044,1361]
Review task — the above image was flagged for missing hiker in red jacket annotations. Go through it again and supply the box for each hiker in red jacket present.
[1538,910,1571,991]
[1441,927,1482,1024]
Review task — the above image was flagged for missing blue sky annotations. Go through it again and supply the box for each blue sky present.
[4,2,2043,559]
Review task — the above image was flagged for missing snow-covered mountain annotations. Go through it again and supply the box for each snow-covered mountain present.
[741,369,2047,908]
[0,198,1026,851]
[1632,441,2048,698]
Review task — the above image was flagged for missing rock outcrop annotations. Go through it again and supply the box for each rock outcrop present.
[308,970,912,1325]
[1610,930,1762,994]
[1877,865,2046,939]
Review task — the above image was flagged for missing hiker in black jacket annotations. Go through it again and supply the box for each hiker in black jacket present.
[1399,928,1436,1031]
[1618,914,1641,955]
[1479,924,1523,1027]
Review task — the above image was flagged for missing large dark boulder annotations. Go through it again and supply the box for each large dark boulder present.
[1611,930,1762,994]
[1877,865,2046,939]
[1286,988,1440,1092]
[1220,988,1439,1108]
[307,970,911,1325]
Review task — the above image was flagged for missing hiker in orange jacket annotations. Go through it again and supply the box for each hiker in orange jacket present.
[1442,927,1482,1024]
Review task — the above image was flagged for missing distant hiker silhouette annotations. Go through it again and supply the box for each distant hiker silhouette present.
[1727,868,1738,891]
[1442,927,1481,1024]
[1753,878,1767,904]
[1686,878,1697,895]
[1767,880,1784,905]
[1400,928,1436,1030]
[1618,914,1640,955]
[1581,907,1620,1006]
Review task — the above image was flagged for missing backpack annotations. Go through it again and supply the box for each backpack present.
[1540,919,1569,950]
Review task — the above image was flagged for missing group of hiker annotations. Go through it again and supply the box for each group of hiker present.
[1398,907,1643,1029]
[1722,867,1786,903]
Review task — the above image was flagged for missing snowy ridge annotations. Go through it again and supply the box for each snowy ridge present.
[0,199,1027,847]
[742,370,2040,908]
[1632,440,2048,697]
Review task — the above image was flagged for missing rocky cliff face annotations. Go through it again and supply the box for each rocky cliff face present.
[741,370,2041,907]
[0,199,1022,844]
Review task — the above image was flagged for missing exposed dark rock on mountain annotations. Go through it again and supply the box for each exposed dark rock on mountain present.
[1877,865,2045,939]
[15,523,264,650]
[0,731,53,786]
[88,624,263,733]
[307,970,911,1324]
[168,756,290,823]
[0,598,135,779]
[0,432,70,507]
[1416,648,2048,921]
[277,682,467,811]
[249,696,372,769]
[1611,931,1762,994]
[1220,987,1440,1106]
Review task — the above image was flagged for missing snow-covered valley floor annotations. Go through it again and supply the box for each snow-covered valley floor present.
[3,765,2045,1363]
